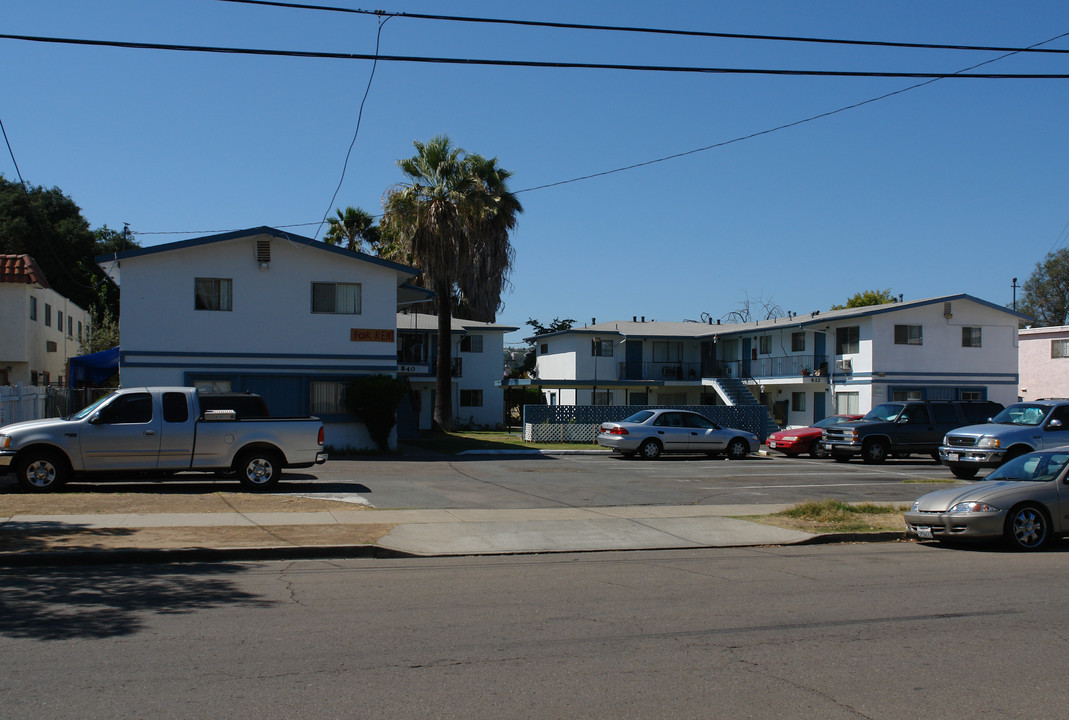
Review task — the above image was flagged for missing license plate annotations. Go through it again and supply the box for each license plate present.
[916,527,934,540]
[948,452,959,462]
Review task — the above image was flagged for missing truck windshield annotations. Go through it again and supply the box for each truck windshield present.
[69,391,118,420]
[991,404,1048,426]
[863,403,905,422]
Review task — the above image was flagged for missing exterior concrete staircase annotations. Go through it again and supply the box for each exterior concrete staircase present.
[707,377,781,436]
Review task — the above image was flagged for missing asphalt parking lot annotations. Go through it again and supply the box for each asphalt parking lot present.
[1,451,959,509]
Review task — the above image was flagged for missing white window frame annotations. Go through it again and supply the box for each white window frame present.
[311,282,361,314]
[195,278,233,312]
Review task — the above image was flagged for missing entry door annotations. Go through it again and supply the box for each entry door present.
[813,392,826,423]
[742,338,752,377]
[625,340,643,380]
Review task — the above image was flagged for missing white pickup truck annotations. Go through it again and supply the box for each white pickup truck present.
[0,387,327,492]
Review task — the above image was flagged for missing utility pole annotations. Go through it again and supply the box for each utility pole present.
[1012,277,1018,311]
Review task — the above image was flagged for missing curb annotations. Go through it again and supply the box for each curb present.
[0,532,911,568]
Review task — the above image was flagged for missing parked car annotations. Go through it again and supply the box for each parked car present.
[939,400,1069,478]
[767,415,862,458]
[904,447,1069,551]
[821,400,1003,464]
[597,409,759,460]
[0,387,327,492]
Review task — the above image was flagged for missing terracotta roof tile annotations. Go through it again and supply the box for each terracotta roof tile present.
[0,254,50,288]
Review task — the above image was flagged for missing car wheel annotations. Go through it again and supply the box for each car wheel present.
[726,438,749,460]
[809,442,828,459]
[236,449,283,490]
[638,439,662,460]
[1004,503,1050,551]
[950,465,978,479]
[861,439,888,464]
[15,450,70,493]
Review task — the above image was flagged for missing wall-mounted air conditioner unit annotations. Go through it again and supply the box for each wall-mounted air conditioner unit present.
[836,359,852,372]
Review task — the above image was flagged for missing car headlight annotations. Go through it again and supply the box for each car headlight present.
[911,499,921,511]
[0,435,10,450]
[977,437,1001,449]
[781,436,798,442]
[948,502,1000,513]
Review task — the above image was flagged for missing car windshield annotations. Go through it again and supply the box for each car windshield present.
[984,450,1069,483]
[990,404,1049,426]
[863,403,905,422]
[621,410,656,424]
[69,391,118,420]
[813,416,848,429]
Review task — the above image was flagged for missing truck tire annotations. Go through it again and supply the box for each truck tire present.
[236,449,283,490]
[15,450,70,493]
[861,438,888,464]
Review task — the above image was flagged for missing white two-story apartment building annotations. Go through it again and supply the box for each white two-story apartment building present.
[396,312,517,430]
[97,226,431,449]
[1018,325,1069,401]
[0,254,91,386]
[517,294,1027,427]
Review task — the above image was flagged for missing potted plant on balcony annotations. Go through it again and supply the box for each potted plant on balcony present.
[800,367,811,377]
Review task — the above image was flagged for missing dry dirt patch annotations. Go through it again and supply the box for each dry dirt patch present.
[0,491,363,516]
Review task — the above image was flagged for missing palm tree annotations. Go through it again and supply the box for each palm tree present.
[324,206,379,252]
[383,135,522,430]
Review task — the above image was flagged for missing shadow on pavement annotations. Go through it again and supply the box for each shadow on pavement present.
[0,559,270,640]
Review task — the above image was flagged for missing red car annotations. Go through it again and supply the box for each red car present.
[767,415,863,458]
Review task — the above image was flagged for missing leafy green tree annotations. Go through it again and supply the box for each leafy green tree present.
[831,289,896,310]
[345,375,407,451]
[1018,249,1069,326]
[0,177,133,320]
[382,136,522,430]
[323,206,380,252]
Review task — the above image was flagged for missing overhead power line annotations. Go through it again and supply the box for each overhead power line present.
[3,33,1069,78]
[217,0,1069,56]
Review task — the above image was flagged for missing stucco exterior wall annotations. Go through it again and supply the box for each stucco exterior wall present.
[1019,326,1069,401]
[0,283,90,386]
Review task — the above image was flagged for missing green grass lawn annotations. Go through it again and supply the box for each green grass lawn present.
[403,430,599,455]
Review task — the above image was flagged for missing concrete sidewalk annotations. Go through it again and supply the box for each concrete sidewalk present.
[0,503,905,566]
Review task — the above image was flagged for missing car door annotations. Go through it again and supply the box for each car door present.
[895,403,936,453]
[681,413,727,452]
[651,412,692,453]
[79,391,162,471]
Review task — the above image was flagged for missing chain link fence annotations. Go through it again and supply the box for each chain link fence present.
[521,405,771,444]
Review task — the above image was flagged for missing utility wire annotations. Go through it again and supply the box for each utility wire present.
[0,115,26,186]
[217,0,1069,56]
[3,34,1069,78]
[313,14,390,240]
[517,30,1069,194]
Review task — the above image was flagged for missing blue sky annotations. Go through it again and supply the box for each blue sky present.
[4,1,1069,344]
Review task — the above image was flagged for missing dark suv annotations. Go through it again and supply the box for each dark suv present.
[821,400,1003,464]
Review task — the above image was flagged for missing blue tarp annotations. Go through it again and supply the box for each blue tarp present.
[68,347,119,387]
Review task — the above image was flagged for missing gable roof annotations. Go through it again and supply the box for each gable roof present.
[529,294,1031,342]
[0,254,50,288]
[96,226,422,283]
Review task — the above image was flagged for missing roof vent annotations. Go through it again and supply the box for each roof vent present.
[256,239,271,268]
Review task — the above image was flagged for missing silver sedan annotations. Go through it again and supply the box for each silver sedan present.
[904,447,1069,551]
[596,409,758,460]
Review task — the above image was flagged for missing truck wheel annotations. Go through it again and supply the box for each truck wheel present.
[861,439,888,464]
[15,450,70,493]
[236,450,283,490]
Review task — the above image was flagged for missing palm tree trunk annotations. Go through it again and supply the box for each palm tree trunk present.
[434,287,454,431]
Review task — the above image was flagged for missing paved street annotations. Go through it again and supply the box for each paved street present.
[1,451,954,509]
[3,542,1067,719]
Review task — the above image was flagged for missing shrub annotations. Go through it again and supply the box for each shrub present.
[345,375,407,451]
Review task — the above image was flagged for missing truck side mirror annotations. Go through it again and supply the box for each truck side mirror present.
[88,412,102,425]
[1048,419,1063,430]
